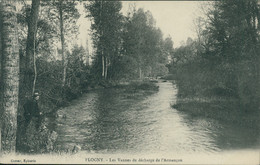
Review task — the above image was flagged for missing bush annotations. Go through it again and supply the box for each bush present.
[173,59,259,112]
[17,118,58,153]
[127,81,159,91]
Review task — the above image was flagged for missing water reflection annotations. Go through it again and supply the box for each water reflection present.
[181,114,260,150]
[55,81,259,154]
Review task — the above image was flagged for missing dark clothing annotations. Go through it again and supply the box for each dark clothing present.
[23,98,41,128]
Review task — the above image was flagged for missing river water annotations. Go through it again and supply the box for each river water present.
[53,81,259,154]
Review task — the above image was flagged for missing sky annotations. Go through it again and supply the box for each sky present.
[77,1,207,50]
[121,1,204,47]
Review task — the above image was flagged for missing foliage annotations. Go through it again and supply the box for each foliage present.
[1,0,174,153]
[42,0,80,42]
[122,8,171,79]
[85,0,124,80]
[17,119,58,153]
[170,0,260,113]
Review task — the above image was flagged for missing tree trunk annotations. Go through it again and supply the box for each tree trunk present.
[139,67,142,80]
[100,1,105,79]
[24,0,40,96]
[58,0,67,87]
[105,56,108,79]
[0,0,19,153]
[0,6,1,151]
[102,54,105,78]
[0,0,2,118]
[0,123,1,153]
[32,36,37,93]
[32,0,40,94]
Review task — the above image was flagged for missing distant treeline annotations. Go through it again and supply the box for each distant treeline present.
[168,0,260,112]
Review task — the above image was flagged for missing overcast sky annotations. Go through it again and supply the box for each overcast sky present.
[121,1,205,47]
[77,1,207,50]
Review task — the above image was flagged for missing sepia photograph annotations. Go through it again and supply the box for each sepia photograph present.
[0,0,259,164]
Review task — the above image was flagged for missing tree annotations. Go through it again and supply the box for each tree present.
[17,0,57,110]
[45,0,79,86]
[24,0,40,96]
[67,45,86,88]
[0,0,20,152]
[122,8,166,79]
[57,0,67,87]
[0,0,2,153]
[171,0,260,110]
[85,0,123,80]
[130,8,148,79]
[204,0,260,107]
[203,1,260,62]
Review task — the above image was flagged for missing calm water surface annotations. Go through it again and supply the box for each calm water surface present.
[53,81,259,154]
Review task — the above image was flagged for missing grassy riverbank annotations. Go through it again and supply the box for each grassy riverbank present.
[170,65,260,128]
[114,80,159,98]
[168,58,259,128]
[172,97,260,128]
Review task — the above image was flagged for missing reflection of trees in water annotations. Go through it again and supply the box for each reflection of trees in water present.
[87,88,133,152]
[180,109,260,151]
[53,81,259,154]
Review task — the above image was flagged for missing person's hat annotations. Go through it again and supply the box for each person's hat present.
[33,91,40,97]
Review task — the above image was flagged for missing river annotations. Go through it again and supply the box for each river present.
[52,80,259,154]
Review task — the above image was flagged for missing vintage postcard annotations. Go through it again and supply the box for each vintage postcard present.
[0,0,259,164]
